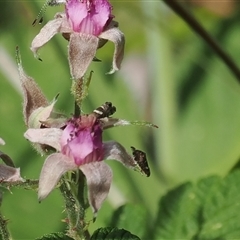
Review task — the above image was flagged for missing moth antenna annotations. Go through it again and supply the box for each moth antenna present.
[32,0,67,25]
[48,0,67,6]
[32,0,50,26]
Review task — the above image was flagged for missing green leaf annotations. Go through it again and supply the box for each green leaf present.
[153,170,240,239]
[109,204,149,239]
[153,182,200,239]
[197,171,240,239]
[35,232,74,240]
[90,227,140,240]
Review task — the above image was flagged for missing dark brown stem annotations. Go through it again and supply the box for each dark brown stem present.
[163,0,240,81]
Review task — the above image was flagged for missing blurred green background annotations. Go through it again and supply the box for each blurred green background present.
[1,0,240,238]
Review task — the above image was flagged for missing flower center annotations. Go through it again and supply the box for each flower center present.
[61,115,103,165]
[66,0,112,36]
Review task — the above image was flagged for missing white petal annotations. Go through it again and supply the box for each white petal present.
[99,21,125,74]
[28,99,57,128]
[38,153,76,201]
[103,141,136,169]
[24,128,62,151]
[68,33,98,80]
[30,17,65,58]
[0,165,24,182]
[80,161,112,215]
[17,59,48,126]
[0,138,5,145]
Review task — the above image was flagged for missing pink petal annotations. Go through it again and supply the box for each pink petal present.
[24,128,63,151]
[66,0,88,32]
[80,161,112,215]
[90,0,112,35]
[66,0,112,35]
[38,153,76,201]
[61,118,103,165]
[62,128,95,165]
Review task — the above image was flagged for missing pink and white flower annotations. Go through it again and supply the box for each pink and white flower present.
[31,0,125,78]
[24,103,151,214]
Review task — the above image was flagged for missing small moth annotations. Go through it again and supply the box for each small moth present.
[93,102,116,119]
[131,146,150,177]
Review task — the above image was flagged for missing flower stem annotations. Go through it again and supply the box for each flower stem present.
[162,0,240,81]
[71,72,93,116]
[74,101,81,117]
[0,179,38,190]
[60,178,89,240]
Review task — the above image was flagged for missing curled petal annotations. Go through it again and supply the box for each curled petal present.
[80,161,112,215]
[17,50,48,126]
[99,21,125,74]
[38,153,76,201]
[30,16,66,59]
[24,128,63,151]
[28,99,57,128]
[103,141,136,169]
[0,165,24,182]
[0,138,5,145]
[68,32,98,79]
[0,151,15,167]
[103,141,150,176]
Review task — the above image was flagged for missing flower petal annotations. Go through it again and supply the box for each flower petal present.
[28,99,57,128]
[99,21,125,74]
[0,165,24,182]
[66,0,88,32]
[0,151,15,167]
[30,15,67,59]
[66,0,112,36]
[17,55,48,126]
[103,141,150,176]
[38,153,76,201]
[103,141,137,169]
[24,128,62,151]
[0,138,5,145]
[68,32,98,79]
[80,161,112,215]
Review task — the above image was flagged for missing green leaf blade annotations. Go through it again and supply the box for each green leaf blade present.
[154,170,240,239]
[154,182,200,239]
[35,232,74,240]
[90,227,140,240]
[109,204,149,239]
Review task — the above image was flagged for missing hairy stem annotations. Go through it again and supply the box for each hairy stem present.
[163,0,240,81]
[0,212,11,240]
[0,179,38,190]
[60,178,89,240]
